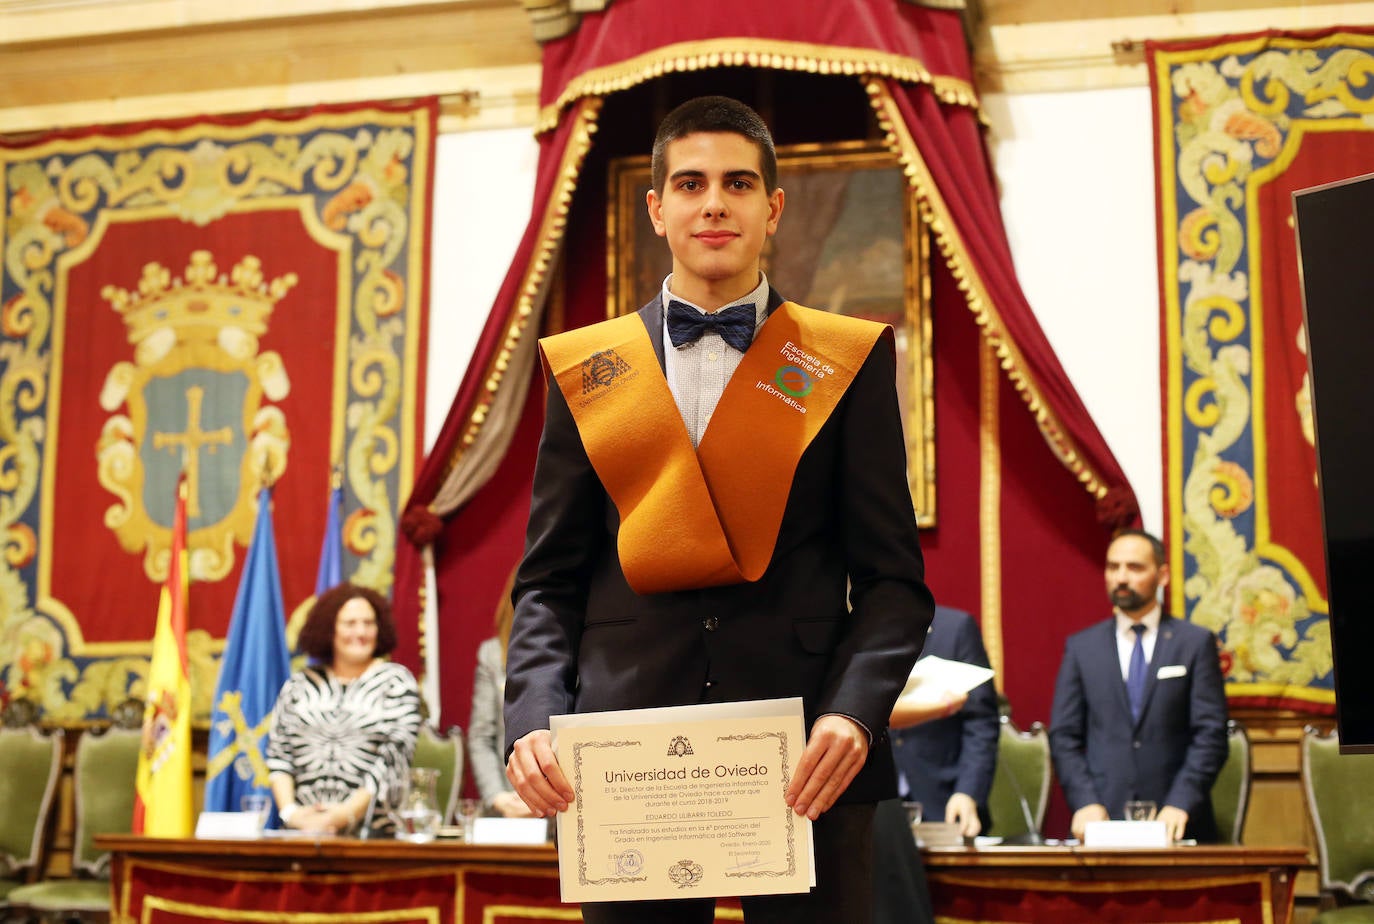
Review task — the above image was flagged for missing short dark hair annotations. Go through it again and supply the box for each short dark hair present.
[296,582,396,664]
[1109,528,1166,566]
[651,95,778,194]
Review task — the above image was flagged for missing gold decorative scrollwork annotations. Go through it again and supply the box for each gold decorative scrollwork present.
[1160,35,1374,705]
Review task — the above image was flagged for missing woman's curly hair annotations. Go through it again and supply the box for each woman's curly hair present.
[296,583,396,664]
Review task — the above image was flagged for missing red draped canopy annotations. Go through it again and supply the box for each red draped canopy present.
[395,2,1138,820]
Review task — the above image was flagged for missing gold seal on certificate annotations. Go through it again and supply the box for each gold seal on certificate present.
[550,698,815,903]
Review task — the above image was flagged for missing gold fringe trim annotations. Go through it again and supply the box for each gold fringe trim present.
[439,96,604,480]
[536,38,980,135]
[416,543,431,681]
[979,338,1004,694]
[864,77,1111,504]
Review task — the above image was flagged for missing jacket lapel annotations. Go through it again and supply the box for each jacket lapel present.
[639,295,667,372]
[1136,614,1177,726]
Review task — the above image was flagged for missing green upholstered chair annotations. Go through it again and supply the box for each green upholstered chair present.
[1210,719,1252,844]
[1303,726,1374,923]
[985,716,1051,841]
[0,723,65,908]
[7,722,142,923]
[411,725,465,825]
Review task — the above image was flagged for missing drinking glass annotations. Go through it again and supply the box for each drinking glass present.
[240,794,270,833]
[458,798,483,841]
[1124,800,1158,821]
[390,768,442,842]
[902,800,923,831]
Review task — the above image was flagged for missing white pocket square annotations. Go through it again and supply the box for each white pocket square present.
[1157,664,1187,679]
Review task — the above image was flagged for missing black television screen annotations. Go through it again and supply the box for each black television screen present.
[1294,172,1374,754]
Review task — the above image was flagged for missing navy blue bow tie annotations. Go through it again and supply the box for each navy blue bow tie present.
[666,299,756,353]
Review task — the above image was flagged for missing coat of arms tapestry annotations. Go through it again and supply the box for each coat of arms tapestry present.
[0,100,434,723]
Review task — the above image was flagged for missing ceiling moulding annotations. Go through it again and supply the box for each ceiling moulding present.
[0,64,542,137]
[520,0,965,44]
[0,0,484,46]
[970,2,1374,94]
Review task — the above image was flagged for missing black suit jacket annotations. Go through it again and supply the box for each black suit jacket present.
[1048,613,1229,841]
[890,606,999,827]
[504,289,935,804]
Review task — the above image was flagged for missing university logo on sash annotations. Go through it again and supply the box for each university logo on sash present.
[581,349,632,394]
[97,251,295,583]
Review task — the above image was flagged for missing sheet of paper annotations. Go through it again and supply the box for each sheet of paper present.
[193,811,262,839]
[469,817,549,845]
[550,698,814,903]
[896,655,996,708]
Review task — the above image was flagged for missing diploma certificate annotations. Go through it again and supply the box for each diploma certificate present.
[551,698,813,903]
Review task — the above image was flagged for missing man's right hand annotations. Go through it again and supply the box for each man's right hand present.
[1070,803,1109,840]
[505,729,574,818]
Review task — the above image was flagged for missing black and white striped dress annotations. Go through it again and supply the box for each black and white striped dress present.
[266,660,421,807]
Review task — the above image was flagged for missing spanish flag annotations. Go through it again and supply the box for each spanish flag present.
[133,475,193,836]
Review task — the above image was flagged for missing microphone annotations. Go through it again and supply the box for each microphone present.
[358,788,379,840]
[999,747,1044,846]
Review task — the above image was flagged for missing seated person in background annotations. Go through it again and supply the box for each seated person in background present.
[872,605,999,924]
[267,583,422,834]
[468,571,536,818]
[1049,529,1228,843]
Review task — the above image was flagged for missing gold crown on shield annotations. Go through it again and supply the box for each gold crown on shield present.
[100,249,298,345]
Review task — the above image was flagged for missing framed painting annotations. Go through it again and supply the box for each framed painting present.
[607,140,935,525]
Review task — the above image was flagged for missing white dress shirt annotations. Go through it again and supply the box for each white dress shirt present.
[661,273,770,448]
[1115,605,1161,681]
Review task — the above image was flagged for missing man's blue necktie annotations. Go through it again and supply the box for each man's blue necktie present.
[1127,623,1147,722]
[666,299,756,353]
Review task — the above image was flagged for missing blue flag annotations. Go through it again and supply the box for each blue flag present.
[315,480,343,596]
[205,487,291,822]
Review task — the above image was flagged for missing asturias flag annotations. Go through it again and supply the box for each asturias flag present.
[315,477,343,596]
[205,486,291,821]
[133,475,194,836]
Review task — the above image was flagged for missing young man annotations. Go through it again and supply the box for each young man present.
[503,96,934,922]
[1049,529,1229,843]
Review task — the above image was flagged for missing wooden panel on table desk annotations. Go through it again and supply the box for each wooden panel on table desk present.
[923,845,1310,868]
[97,834,559,869]
[923,845,1309,924]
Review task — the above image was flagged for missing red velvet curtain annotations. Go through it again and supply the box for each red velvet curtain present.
[398,3,1137,817]
[392,102,599,674]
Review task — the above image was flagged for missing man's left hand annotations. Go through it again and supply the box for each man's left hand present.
[784,715,868,820]
[945,792,982,837]
[1158,805,1189,842]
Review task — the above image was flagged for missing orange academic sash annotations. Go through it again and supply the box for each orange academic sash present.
[539,302,889,594]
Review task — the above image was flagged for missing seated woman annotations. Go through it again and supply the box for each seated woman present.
[267,583,421,834]
[467,570,536,818]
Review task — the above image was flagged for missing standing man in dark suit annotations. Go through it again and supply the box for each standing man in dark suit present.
[1049,529,1228,843]
[502,96,934,923]
[891,605,1000,836]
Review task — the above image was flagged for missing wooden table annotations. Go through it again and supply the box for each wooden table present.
[924,844,1311,924]
[99,834,566,924]
[97,835,1310,924]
